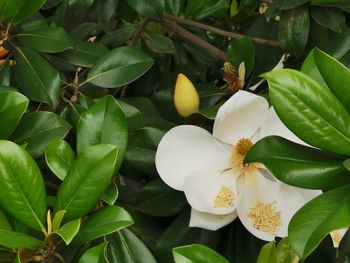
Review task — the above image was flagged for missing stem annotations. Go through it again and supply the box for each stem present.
[129,18,149,46]
[162,18,227,61]
[163,13,279,47]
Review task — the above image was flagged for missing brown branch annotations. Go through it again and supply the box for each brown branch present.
[163,13,279,47]
[129,18,149,46]
[162,18,227,61]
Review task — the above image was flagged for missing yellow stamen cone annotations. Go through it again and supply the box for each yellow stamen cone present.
[174,73,200,117]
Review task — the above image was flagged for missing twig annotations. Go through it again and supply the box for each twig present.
[129,18,149,46]
[163,13,279,47]
[162,18,227,61]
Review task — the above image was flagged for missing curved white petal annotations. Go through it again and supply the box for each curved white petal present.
[213,90,269,145]
[236,170,306,241]
[292,186,322,202]
[184,169,238,215]
[259,107,308,146]
[330,228,348,247]
[189,208,237,231]
[155,125,231,191]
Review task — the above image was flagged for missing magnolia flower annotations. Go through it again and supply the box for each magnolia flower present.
[155,90,321,241]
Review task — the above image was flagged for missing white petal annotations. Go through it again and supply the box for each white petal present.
[236,170,306,241]
[184,169,238,215]
[259,107,308,146]
[330,228,348,247]
[292,186,322,202]
[189,208,237,231]
[213,90,269,145]
[155,125,231,191]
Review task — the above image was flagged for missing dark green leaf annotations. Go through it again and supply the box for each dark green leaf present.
[0,0,24,21]
[86,47,154,88]
[143,32,175,54]
[289,185,350,259]
[165,0,183,15]
[0,230,43,249]
[54,144,118,221]
[227,38,255,76]
[17,26,73,53]
[173,244,229,263]
[185,0,230,19]
[0,59,10,86]
[263,69,350,156]
[78,242,109,263]
[10,111,71,158]
[125,0,164,19]
[0,91,29,139]
[100,23,137,47]
[125,146,156,175]
[3,0,46,23]
[278,6,310,56]
[72,205,133,246]
[245,136,350,190]
[311,7,346,33]
[0,140,46,231]
[14,46,60,108]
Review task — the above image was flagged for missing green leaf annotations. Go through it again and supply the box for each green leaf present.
[14,46,60,108]
[77,95,127,172]
[245,136,350,190]
[230,0,238,17]
[72,205,133,246]
[227,38,255,77]
[289,185,350,259]
[300,49,327,87]
[10,111,71,159]
[310,7,346,33]
[185,0,230,19]
[0,230,43,249]
[278,6,310,56]
[143,32,175,54]
[78,242,109,263]
[17,26,73,53]
[54,144,118,222]
[257,242,277,263]
[0,211,12,231]
[136,179,187,217]
[0,0,24,21]
[0,59,11,86]
[165,0,182,16]
[101,180,119,205]
[107,229,157,263]
[0,91,29,139]
[275,238,297,263]
[52,210,66,232]
[0,140,46,231]
[2,0,46,23]
[173,244,229,263]
[125,0,164,19]
[313,48,350,114]
[53,218,81,245]
[263,69,350,156]
[45,140,76,180]
[86,47,154,88]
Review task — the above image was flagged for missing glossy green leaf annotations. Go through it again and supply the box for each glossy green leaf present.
[289,185,350,259]
[61,41,109,68]
[72,205,133,246]
[227,38,255,76]
[17,26,73,53]
[2,0,46,22]
[143,32,175,54]
[245,136,350,190]
[14,46,60,108]
[311,7,346,33]
[263,69,350,156]
[136,179,187,216]
[300,49,327,87]
[107,229,157,263]
[101,180,119,205]
[0,211,11,231]
[278,6,310,56]
[53,218,81,245]
[125,0,164,19]
[125,146,156,174]
[257,242,277,263]
[100,23,137,47]
[77,95,127,172]
[0,230,43,249]
[78,242,109,263]
[185,0,230,19]
[0,59,10,86]
[86,47,154,88]
[10,111,71,158]
[0,0,24,21]
[52,210,66,232]
[173,244,229,263]
[165,0,182,16]
[0,140,46,231]
[45,140,76,180]
[0,91,29,139]
[313,48,350,114]
[54,144,118,222]
[275,238,298,263]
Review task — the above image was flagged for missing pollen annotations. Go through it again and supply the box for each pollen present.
[223,61,237,75]
[214,186,235,208]
[231,138,253,167]
[248,201,282,235]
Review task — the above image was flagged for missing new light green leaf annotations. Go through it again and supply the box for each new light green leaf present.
[257,242,277,263]
[0,141,46,231]
[173,244,229,263]
[53,218,81,245]
[289,185,350,259]
[263,69,350,156]
[78,242,109,263]
[86,47,154,88]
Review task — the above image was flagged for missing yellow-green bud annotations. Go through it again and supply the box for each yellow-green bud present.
[174,73,200,117]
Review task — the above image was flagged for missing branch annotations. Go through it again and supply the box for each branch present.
[129,18,149,46]
[162,18,227,61]
[163,13,279,47]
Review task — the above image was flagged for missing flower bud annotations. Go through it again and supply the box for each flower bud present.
[174,73,200,117]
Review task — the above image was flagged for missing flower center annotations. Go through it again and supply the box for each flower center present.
[231,138,253,167]
[214,186,235,208]
[247,200,282,235]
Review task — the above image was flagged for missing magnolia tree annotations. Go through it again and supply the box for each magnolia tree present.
[0,0,349,262]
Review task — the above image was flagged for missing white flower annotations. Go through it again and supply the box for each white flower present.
[155,90,321,241]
